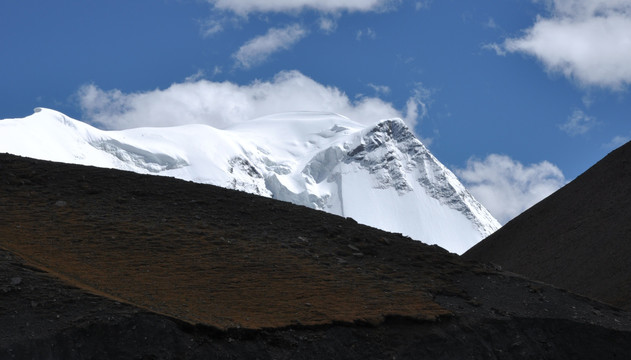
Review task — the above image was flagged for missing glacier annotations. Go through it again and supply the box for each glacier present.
[0,108,500,254]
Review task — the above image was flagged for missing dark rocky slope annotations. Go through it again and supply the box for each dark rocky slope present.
[464,141,631,311]
[2,152,631,359]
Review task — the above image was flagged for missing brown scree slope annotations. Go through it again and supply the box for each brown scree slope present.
[465,140,631,310]
[0,153,457,330]
[3,153,631,359]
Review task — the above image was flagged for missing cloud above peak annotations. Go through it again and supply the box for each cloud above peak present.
[492,0,631,90]
[233,24,307,68]
[77,70,424,132]
[207,0,396,16]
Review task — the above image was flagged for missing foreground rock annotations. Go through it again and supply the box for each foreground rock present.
[1,153,631,359]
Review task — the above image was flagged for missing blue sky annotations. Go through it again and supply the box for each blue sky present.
[2,0,630,222]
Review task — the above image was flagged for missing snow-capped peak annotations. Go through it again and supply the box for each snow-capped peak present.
[0,108,500,253]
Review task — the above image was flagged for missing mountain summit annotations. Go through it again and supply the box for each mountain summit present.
[0,108,499,253]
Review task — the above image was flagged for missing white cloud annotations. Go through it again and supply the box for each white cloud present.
[559,109,597,135]
[581,93,594,108]
[483,42,507,56]
[415,1,431,11]
[497,0,631,89]
[318,17,338,33]
[550,0,631,18]
[199,19,224,37]
[396,54,415,64]
[233,24,308,69]
[456,154,566,224]
[406,83,431,122]
[207,0,395,16]
[185,70,206,83]
[604,134,630,149]
[485,17,498,29]
[356,27,377,40]
[198,0,395,40]
[77,70,422,132]
[368,83,391,95]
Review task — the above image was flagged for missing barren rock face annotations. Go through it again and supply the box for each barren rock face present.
[1,153,631,359]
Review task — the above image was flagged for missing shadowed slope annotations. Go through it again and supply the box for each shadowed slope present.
[0,153,456,330]
[465,141,631,310]
[3,153,631,359]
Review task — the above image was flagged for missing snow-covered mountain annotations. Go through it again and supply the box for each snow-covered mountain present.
[0,108,500,253]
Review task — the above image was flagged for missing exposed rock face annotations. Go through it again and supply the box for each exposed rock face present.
[349,119,499,237]
[464,140,631,311]
[1,153,631,359]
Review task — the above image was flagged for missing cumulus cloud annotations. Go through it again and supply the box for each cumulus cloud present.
[559,109,598,135]
[233,24,308,69]
[206,0,395,16]
[77,70,422,131]
[493,0,631,89]
[456,154,566,224]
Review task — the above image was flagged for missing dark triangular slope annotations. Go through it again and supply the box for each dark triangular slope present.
[464,141,631,309]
